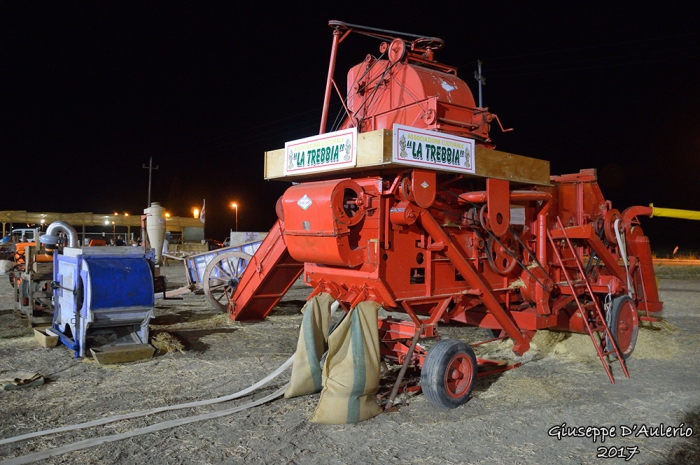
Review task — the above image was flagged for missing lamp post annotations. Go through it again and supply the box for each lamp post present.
[231,202,238,232]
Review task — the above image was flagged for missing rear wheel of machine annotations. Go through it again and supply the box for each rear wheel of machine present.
[420,339,477,409]
[605,295,639,360]
[202,252,252,312]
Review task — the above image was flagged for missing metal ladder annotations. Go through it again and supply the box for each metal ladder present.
[547,217,629,384]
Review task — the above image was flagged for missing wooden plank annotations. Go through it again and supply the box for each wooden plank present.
[474,147,550,185]
[90,343,156,364]
[356,129,393,167]
[264,148,285,179]
[264,129,550,185]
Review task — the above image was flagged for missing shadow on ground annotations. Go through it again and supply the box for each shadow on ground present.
[151,310,223,326]
[170,328,238,352]
[655,407,700,465]
[271,300,307,316]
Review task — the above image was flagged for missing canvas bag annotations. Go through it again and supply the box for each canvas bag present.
[310,300,382,424]
[284,293,335,398]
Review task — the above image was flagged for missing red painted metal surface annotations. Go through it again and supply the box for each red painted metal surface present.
[228,220,303,321]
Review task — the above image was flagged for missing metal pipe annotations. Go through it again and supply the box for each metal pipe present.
[320,27,342,134]
[384,327,422,412]
[536,196,551,270]
[459,190,551,204]
[648,204,700,221]
[45,221,79,248]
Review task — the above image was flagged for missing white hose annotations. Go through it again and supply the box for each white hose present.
[0,355,294,447]
[1,385,288,465]
[0,301,340,464]
[614,218,634,298]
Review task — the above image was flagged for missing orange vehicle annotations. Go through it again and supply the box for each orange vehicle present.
[10,239,54,327]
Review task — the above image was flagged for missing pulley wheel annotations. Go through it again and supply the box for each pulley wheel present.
[399,176,415,202]
[603,209,623,245]
[202,251,252,312]
[420,339,477,409]
[605,295,639,360]
[479,204,490,231]
[387,38,406,63]
[486,234,519,275]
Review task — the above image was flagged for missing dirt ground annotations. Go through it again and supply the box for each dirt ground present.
[1,262,699,464]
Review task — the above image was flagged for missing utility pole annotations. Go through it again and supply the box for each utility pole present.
[474,60,485,108]
[142,157,159,206]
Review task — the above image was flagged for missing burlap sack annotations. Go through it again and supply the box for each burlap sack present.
[284,293,335,398]
[310,301,382,424]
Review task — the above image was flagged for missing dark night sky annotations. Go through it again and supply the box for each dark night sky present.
[2,2,700,248]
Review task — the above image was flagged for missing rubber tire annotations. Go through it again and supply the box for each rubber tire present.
[421,339,477,410]
[606,295,639,360]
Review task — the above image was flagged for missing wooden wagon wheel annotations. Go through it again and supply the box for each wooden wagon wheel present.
[202,251,252,312]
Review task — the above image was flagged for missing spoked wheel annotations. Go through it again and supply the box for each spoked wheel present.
[202,251,252,312]
[420,339,477,409]
[605,295,639,360]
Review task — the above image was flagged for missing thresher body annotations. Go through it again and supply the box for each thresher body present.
[234,22,662,394]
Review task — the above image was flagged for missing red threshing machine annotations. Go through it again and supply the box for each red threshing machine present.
[228,21,663,410]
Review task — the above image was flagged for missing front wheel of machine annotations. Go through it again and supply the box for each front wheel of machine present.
[606,295,639,360]
[420,339,477,409]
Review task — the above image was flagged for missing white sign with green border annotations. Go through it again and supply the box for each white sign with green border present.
[284,128,357,176]
[392,124,475,174]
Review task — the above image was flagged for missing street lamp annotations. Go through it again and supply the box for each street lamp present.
[193,208,199,219]
[231,202,238,232]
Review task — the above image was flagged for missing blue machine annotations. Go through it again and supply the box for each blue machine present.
[40,223,156,359]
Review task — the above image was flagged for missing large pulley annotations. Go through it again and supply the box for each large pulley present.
[485,231,522,275]
[603,209,623,245]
